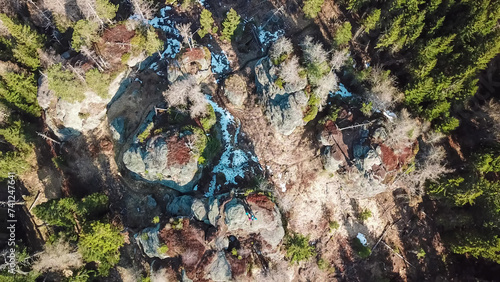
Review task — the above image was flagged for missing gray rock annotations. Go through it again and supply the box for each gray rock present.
[207,252,231,281]
[135,224,168,259]
[191,198,208,221]
[372,127,388,141]
[321,146,344,172]
[146,195,157,209]
[122,130,201,193]
[167,195,194,216]
[224,75,248,107]
[363,148,382,172]
[208,197,220,227]
[215,236,229,251]
[223,199,285,248]
[110,117,125,143]
[255,58,307,136]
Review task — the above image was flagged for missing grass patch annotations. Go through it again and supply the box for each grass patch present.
[137,122,154,143]
[357,208,372,222]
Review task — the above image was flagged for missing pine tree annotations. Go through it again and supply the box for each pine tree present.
[0,72,41,116]
[85,68,111,98]
[362,9,381,33]
[333,22,352,47]
[47,64,86,102]
[96,0,119,23]
[303,0,325,19]
[72,20,100,51]
[198,9,215,39]
[78,222,124,276]
[221,8,240,42]
[0,14,45,70]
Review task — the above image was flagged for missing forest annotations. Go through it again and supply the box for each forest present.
[0,0,499,281]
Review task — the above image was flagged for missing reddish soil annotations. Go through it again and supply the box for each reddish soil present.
[166,136,191,165]
[379,143,416,172]
[246,194,274,211]
[97,24,136,68]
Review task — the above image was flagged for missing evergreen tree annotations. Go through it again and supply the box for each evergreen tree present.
[46,64,86,102]
[333,22,352,47]
[78,222,124,276]
[0,14,45,70]
[0,72,41,116]
[72,20,99,51]
[130,27,163,56]
[362,9,381,33]
[198,9,215,38]
[303,0,325,19]
[85,69,111,98]
[221,8,240,42]
[96,0,119,23]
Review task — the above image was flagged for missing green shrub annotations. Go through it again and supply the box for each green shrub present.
[33,197,80,228]
[199,137,221,165]
[357,208,372,221]
[352,237,371,258]
[329,221,340,232]
[360,101,372,116]
[275,77,284,89]
[137,122,154,143]
[157,244,169,254]
[200,104,216,131]
[78,222,124,276]
[131,27,163,57]
[417,248,426,259]
[285,233,316,263]
[303,94,321,122]
[152,216,160,224]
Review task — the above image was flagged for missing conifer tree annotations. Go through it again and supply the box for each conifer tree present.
[362,9,381,33]
[0,72,41,116]
[95,0,119,23]
[303,0,325,19]
[198,9,215,38]
[0,14,45,70]
[221,8,240,42]
[72,20,99,51]
[333,22,352,47]
[47,64,86,102]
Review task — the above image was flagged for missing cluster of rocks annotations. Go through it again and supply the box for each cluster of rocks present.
[318,116,418,198]
[135,193,285,281]
[254,58,308,135]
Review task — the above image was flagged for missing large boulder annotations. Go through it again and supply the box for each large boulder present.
[321,146,346,172]
[38,71,127,141]
[224,74,248,107]
[180,47,211,82]
[224,195,285,248]
[255,58,308,135]
[135,224,168,259]
[206,252,232,281]
[122,130,201,193]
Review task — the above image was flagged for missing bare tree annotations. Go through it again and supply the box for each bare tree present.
[278,56,303,88]
[399,145,452,195]
[162,76,208,118]
[366,66,402,111]
[330,49,349,71]
[80,45,108,71]
[42,0,81,22]
[314,72,338,110]
[32,239,83,273]
[269,36,293,61]
[130,0,156,23]
[384,108,422,150]
[300,36,328,64]
[176,23,193,49]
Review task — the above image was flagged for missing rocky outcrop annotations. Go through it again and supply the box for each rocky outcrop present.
[165,195,219,225]
[38,71,127,140]
[255,58,308,135]
[180,47,211,82]
[122,127,201,193]
[224,194,285,249]
[206,252,232,281]
[224,74,248,107]
[135,224,168,259]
